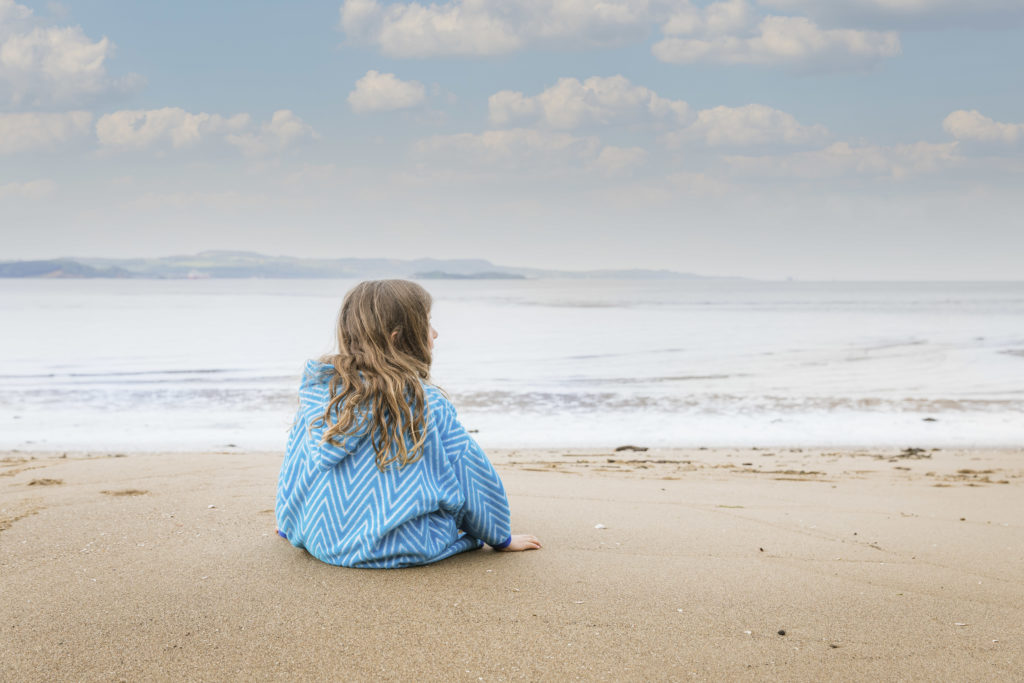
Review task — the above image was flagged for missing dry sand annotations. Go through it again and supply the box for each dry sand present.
[2,445,1023,681]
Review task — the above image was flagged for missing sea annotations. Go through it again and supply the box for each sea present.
[1,278,1021,452]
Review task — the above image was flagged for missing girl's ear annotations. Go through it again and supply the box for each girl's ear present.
[390,329,399,343]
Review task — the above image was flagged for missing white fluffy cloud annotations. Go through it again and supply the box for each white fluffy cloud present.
[0,0,31,22]
[489,75,690,129]
[225,110,318,157]
[0,178,56,199]
[348,70,426,113]
[415,128,650,177]
[0,110,92,153]
[757,0,1024,28]
[95,107,316,156]
[488,77,824,149]
[338,0,903,71]
[724,140,961,179]
[0,0,140,104]
[669,103,829,146]
[663,0,755,35]
[415,127,653,177]
[96,107,250,149]
[340,0,657,57]
[653,7,900,69]
[943,110,1024,144]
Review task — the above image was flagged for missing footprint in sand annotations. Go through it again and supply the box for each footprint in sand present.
[100,489,149,496]
[0,465,46,478]
[0,507,41,534]
[28,478,63,486]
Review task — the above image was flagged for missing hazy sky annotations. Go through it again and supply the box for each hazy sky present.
[1,0,1022,279]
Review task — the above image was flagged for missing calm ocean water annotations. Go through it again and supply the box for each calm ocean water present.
[1,278,1021,451]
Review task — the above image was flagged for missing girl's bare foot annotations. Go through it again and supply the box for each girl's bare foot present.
[496,534,542,551]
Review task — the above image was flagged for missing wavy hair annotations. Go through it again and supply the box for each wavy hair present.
[315,280,436,470]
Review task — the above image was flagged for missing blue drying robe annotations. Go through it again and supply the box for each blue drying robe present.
[275,360,512,568]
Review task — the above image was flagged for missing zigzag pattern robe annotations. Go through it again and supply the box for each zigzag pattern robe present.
[276,361,512,568]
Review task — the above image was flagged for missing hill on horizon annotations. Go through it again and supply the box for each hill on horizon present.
[0,251,739,280]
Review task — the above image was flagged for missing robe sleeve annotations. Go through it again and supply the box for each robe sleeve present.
[437,398,512,549]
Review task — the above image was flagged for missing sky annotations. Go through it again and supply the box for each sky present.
[1,0,1022,280]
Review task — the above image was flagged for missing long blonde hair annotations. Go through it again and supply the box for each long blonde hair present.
[315,280,435,470]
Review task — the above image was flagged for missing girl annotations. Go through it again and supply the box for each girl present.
[275,279,541,568]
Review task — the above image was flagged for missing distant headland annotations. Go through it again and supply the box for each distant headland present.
[413,271,526,280]
[0,251,739,281]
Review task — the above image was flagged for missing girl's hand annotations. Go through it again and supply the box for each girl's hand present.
[496,534,542,552]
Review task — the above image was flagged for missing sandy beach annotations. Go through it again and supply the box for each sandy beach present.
[2,445,1022,681]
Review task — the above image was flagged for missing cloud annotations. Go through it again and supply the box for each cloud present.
[0,178,56,199]
[414,127,652,180]
[225,110,318,157]
[668,103,829,146]
[724,140,961,179]
[663,0,756,35]
[341,0,520,57]
[339,0,655,57]
[0,0,141,104]
[96,107,250,149]
[943,110,1024,144]
[756,0,1024,29]
[487,77,824,152]
[338,0,902,71]
[653,9,901,69]
[0,0,32,22]
[417,127,656,180]
[488,90,536,126]
[415,127,600,168]
[95,108,316,156]
[348,70,426,113]
[0,110,91,153]
[489,75,690,129]
[591,145,647,175]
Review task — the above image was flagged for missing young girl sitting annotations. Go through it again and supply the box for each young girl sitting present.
[275,279,541,568]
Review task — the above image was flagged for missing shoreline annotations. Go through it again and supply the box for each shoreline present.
[4,441,1023,454]
[3,446,1022,680]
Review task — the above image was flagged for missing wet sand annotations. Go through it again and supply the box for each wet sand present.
[2,446,1023,681]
